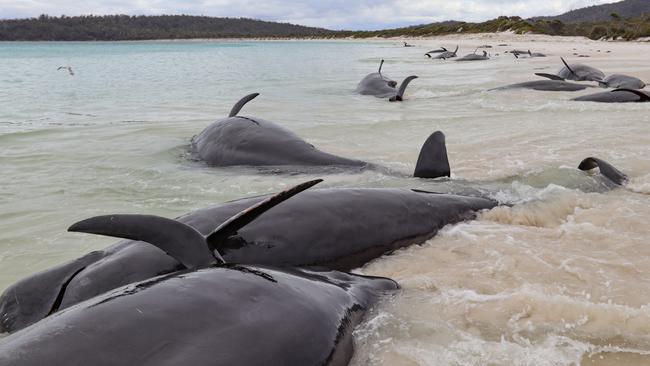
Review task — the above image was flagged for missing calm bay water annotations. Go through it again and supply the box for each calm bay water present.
[1,38,649,365]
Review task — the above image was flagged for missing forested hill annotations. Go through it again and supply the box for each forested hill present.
[0,15,332,41]
[534,0,650,23]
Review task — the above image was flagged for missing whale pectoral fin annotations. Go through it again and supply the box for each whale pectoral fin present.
[206,179,323,250]
[413,131,451,179]
[578,157,628,185]
[69,214,217,268]
[535,73,564,81]
[612,88,650,102]
[228,93,260,117]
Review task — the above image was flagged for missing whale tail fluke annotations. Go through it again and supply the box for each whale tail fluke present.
[389,75,418,102]
[535,73,564,81]
[69,214,216,268]
[229,93,260,117]
[612,88,650,102]
[69,179,323,268]
[413,131,451,179]
[578,157,628,185]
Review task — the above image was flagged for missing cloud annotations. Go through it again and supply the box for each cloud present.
[0,0,621,30]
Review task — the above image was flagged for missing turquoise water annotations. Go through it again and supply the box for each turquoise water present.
[1,39,650,365]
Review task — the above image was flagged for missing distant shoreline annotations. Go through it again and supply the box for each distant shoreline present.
[1,32,649,43]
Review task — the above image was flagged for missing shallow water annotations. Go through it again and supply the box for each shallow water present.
[1,39,649,364]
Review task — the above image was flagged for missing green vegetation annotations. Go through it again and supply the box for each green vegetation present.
[0,15,330,41]
[335,15,650,41]
[0,11,648,41]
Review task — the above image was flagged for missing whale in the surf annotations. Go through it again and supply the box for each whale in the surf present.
[0,217,397,366]
[0,178,496,333]
[192,93,442,174]
[572,88,650,103]
[192,93,366,168]
[355,59,418,101]
[425,46,447,55]
[513,50,546,58]
[428,45,458,60]
[536,57,605,82]
[455,50,489,61]
[596,74,646,89]
[490,79,593,92]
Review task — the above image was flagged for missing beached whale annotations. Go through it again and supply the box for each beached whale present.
[355,59,418,101]
[425,46,448,55]
[513,50,546,58]
[597,74,646,89]
[427,45,458,60]
[455,50,489,61]
[0,261,396,366]
[536,57,605,82]
[572,88,650,103]
[0,178,496,333]
[192,93,441,175]
[490,79,593,92]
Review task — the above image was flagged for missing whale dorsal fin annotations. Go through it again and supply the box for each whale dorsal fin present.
[535,73,564,81]
[378,59,384,76]
[453,45,458,55]
[560,57,576,77]
[68,214,216,268]
[229,93,260,117]
[389,75,418,102]
[578,157,628,185]
[206,179,322,250]
[441,46,447,51]
[69,179,323,268]
[612,88,650,102]
[413,131,450,179]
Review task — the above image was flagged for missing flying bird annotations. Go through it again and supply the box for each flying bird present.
[57,66,74,76]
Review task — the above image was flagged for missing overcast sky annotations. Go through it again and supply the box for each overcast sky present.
[0,0,621,30]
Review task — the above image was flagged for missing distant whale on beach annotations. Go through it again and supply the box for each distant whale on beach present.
[596,74,646,89]
[490,78,593,92]
[536,57,605,82]
[572,88,650,103]
[355,59,418,101]
[455,50,489,61]
[191,93,444,176]
[427,45,458,60]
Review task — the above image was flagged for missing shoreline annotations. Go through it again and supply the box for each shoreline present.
[1,32,649,43]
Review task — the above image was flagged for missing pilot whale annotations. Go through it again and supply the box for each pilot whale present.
[572,88,650,103]
[192,94,444,177]
[355,59,418,101]
[0,231,397,366]
[0,177,496,333]
[536,57,605,82]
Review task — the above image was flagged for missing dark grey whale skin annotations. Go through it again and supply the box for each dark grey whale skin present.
[573,89,650,103]
[490,80,592,92]
[192,116,367,167]
[0,188,496,333]
[0,265,398,366]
